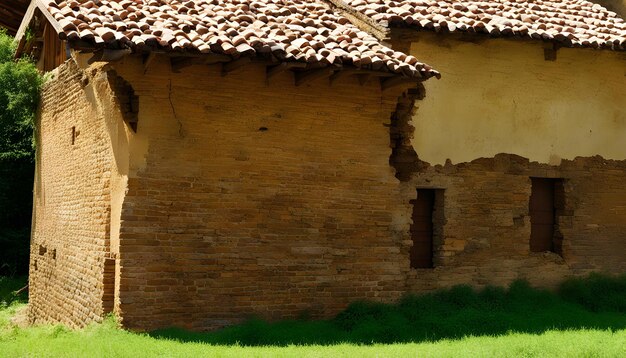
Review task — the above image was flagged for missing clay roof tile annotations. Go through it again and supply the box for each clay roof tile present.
[40,0,438,79]
[339,0,626,50]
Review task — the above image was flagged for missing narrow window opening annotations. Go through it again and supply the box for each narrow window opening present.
[409,189,443,269]
[102,256,116,314]
[38,245,47,256]
[529,178,564,256]
[71,126,76,145]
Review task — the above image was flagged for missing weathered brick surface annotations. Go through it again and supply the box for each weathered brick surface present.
[112,56,409,330]
[402,154,626,292]
[29,60,114,327]
[30,55,626,332]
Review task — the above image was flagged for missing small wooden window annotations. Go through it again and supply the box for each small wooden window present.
[529,178,564,255]
[410,189,439,269]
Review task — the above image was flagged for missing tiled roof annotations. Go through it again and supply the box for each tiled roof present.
[37,0,439,79]
[338,0,626,50]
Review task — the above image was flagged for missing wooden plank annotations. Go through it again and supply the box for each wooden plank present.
[0,0,29,35]
[32,0,63,35]
[14,0,38,46]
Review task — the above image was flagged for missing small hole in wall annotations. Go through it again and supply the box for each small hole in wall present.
[34,260,38,271]
[39,245,47,256]
[52,249,57,260]
[259,127,268,132]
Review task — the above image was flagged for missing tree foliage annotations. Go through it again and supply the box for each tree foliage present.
[0,32,41,161]
[0,30,42,275]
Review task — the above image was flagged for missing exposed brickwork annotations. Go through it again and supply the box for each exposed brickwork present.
[29,60,114,327]
[112,56,411,331]
[30,55,626,332]
[399,154,626,292]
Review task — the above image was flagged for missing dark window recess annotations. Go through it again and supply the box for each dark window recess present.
[102,257,116,314]
[529,178,564,255]
[71,126,76,145]
[410,189,439,269]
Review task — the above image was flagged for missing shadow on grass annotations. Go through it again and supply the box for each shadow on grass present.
[0,276,27,307]
[149,274,626,346]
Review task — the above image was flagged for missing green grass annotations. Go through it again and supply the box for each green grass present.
[152,276,626,346]
[1,310,625,357]
[1,274,626,357]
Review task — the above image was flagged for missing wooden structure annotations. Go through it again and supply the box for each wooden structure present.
[12,2,68,71]
[0,0,30,35]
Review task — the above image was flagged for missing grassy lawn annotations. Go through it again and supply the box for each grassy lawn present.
[1,274,626,357]
[1,306,624,357]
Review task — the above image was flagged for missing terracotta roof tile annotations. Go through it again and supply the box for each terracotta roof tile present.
[339,0,626,50]
[40,0,439,78]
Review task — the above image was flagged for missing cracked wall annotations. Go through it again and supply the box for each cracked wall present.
[387,34,626,293]
[398,154,626,293]
[108,55,413,331]
[402,32,626,165]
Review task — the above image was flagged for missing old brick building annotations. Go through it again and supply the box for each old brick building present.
[335,0,626,291]
[9,0,626,331]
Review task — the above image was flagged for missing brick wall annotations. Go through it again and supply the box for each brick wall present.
[112,56,410,330]
[30,55,626,332]
[402,154,626,293]
[29,60,115,327]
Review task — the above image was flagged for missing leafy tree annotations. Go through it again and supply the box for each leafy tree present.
[0,29,42,276]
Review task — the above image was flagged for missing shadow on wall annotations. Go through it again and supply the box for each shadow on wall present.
[149,273,626,346]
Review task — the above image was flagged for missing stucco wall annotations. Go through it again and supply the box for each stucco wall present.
[404,33,626,165]
[110,56,411,331]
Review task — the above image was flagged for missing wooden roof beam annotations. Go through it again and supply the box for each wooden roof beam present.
[221,57,251,76]
[295,68,335,86]
[266,62,306,82]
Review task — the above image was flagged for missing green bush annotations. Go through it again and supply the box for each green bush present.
[0,30,42,276]
[559,272,626,313]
